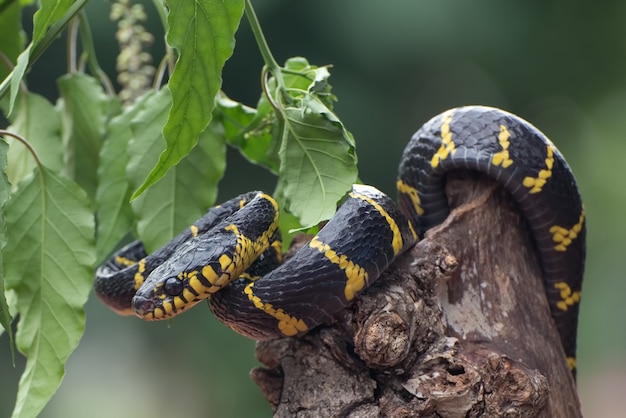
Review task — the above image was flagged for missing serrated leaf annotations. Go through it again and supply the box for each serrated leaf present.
[0,138,14,357]
[58,73,120,199]
[95,92,154,262]
[5,92,62,186]
[278,95,358,227]
[128,89,226,252]
[132,0,244,198]
[4,167,95,418]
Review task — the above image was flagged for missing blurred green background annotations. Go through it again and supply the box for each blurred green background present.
[1,0,625,416]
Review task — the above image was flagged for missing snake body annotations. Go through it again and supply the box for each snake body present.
[95,106,585,372]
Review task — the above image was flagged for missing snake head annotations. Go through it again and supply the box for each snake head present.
[131,231,250,320]
[131,206,275,320]
[132,263,203,320]
[131,240,213,320]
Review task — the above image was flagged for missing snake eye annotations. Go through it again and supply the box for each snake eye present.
[164,277,183,296]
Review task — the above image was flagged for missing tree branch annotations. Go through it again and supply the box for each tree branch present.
[251,172,581,417]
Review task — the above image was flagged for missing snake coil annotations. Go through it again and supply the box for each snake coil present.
[95,106,585,374]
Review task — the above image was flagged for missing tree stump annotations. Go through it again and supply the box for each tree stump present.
[251,172,582,417]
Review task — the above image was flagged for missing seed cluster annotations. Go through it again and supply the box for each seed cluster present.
[110,0,155,105]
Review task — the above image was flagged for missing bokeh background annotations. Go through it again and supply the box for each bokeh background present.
[1,0,625,416]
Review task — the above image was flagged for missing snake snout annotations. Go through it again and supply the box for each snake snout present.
[132,295,155,317]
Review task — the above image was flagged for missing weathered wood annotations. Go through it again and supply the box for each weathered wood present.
[251,172,582,417]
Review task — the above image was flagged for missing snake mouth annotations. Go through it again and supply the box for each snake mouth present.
[132,295,157,319]
[132,293,196,320]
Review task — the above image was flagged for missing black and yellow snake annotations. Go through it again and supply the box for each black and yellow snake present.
[95,106,585,373]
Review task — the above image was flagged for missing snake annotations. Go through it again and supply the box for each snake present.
[94,105,585,374]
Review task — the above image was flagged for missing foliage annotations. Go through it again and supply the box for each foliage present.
[0,0,357,416]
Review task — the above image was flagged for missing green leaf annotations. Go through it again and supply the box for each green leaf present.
[281,57,336,109]
[278,94,358,227]
[0,0,26,81]
[95,92,153,262]
[128,89,226,252]
[4,0,83,113]
[31,0,74,46]
[7,44,31,115]
[58,73,120,199]
[254,57,357,227]
[132,0,244,199]
[0,138,14,358]
[215,93,278,172]
[5,92,62,186]
[4,167,95,418]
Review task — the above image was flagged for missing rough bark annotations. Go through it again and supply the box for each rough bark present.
[251,172,582,417]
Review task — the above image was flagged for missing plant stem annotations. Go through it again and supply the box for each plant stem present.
[151,0,168,30]
[0,130,42,169]
[152,0,175,74]
[244,0,291,110]
[78,11,115,95]
[67,17,79,73]
[244,0,282,78]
